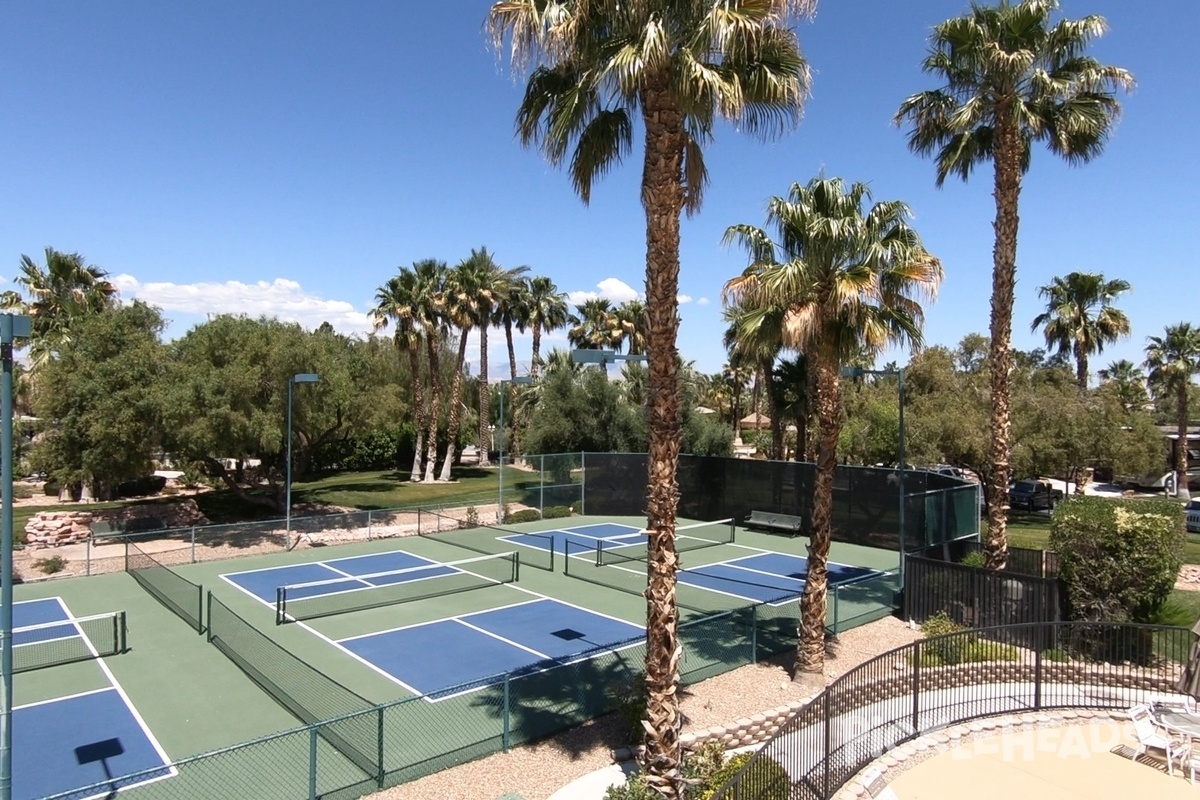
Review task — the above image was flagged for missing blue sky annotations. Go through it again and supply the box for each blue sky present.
[2,1,1195,379]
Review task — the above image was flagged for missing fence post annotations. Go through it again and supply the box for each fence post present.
[503,673,511,752]
[1034,629,1043,711]
[822,690,831,799]
[367,510,373,541]
[377,708,385,787]
[86,538,92,577]
[308,726,318,800]
[911,640,921,735]
[832,585,841,635]
[580,452,586,516]
[539,454,545,517]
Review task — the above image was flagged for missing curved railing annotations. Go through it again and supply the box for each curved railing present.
[710,621,1192,800]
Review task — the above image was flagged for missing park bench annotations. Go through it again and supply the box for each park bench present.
[743,510,805,537]
[89,516,168,543]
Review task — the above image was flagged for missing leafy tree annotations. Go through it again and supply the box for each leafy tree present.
[1145,323,1200,499]
[1030,271,1131,388]
[1097,358,1147,414]
[522,368,645,455]
[1,247,119,369]
[896,0,1133,569]
[488,2,813,786]
[723,176,941,677]
[31,302,165,499]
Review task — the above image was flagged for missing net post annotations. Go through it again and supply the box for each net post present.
[308,726,318,800]
[205,591,214,643]
[191,527,197,564]
[728,518,736,544]
[118,611,128,653]
[85,538,92,577]
[197,582,205,635]
[276,588,286,626]
[123,540,130,573]
[594,540,603,568]
[513,552,520,584]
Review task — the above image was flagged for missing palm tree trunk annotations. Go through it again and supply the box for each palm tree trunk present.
[478,325,492,467]
[424,333,441,484]
[1177,386,1191,500]
[804,363,818,461]
[983,114,1021,571]
[796,352,840,677]
[531,322,543,378]
[638,79,685,800]
[505,320,522,459]
[407,343,426,482]
[1074,341,1088,390]
[438,333,470,481]
[763,356,781,460]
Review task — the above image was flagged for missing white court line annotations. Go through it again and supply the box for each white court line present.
[455,618,551,660]
[15,685,113,711]
[221,547,440,578]
[336,597,546,642]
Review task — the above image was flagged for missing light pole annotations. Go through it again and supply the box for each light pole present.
[497,376,535,523]
[0,313,30,800]
[286,373,319,542]
[843,366,906,574]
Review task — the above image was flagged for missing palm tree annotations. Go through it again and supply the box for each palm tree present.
[723,303,785,458]
[568,298,619,351]
[723,176,942,677]
[371,268,428,482]
[895,0,1133,570]
[1,248,119,368]
[721,359,753,435]
[1098,358,1147,414]
[1145,323,1200,500]
[488,2,812,793]
[410,259,449,483]
[439,254,490,481]
[526,276,570,378]
[1030,271,1131,388]
[496,268,532,459]
[614,299,648,355]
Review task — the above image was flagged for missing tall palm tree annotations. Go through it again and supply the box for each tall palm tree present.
[568,298,619,351]
[721,359,753,435]
[488,2,812,793]
[496,268,532,459]
[410,259,449,483]
[723,302,785,458]
[1031,271,1131,389]
[1145,323,1200,500]
[723,176,942,677]
[526,276,570,378]
[439,254,490,481]
[1,248,119,368]
[614,299,648,355]
[1098,358,1147,414]
[895,0,1133,570]
[371,268,428,482]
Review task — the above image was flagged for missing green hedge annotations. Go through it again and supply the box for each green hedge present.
[1049,496,1184,623]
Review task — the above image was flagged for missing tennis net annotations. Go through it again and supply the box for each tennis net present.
[126,540,204,633]
[417,509,555,571]
[275,551,520,624]
[14,611,128,673]
[594,518,735,567]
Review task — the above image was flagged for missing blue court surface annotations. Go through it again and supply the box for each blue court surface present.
[223,548,457,603]
[677,552,879,605]
[13,598,173,800]
[336,597,643,697]
[499,522,645,555]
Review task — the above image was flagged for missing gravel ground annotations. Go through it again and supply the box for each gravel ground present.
[373,616,921,800]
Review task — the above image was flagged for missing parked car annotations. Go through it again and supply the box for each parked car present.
[1186,499,1200,534]
[1008,479,1064,513]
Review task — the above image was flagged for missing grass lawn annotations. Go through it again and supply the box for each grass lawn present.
[987,513,1200,566]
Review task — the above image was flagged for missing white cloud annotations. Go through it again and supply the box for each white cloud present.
[697,297,710,306]
[678,294,692,304]
[112,274,373,336]
[566,277,641,306]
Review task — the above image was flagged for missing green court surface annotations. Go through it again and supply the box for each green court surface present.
[14,513,902,799]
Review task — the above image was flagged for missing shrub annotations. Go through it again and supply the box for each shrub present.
[459,507,480,530]
[12,484,33,500]
[602,775,659,800]
[505,509,541,524]
[43,480,60,497]
[916,611,1017,666]
[115,475,168,499]
[959,549,987,568]
[33,556,66,575]
[607,672,647,746]
[543,505,573,519]
[1050,496,1183,623]
[1041,648,1070,663]
[695,752,789,800]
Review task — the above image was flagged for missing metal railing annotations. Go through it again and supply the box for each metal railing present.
[710,620,1192,800]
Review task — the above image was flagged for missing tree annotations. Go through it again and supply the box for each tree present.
[496,266,533,459]
[1030,271,1131,388]
[568,298,620,351]
[32,302,165,499]
[896,0,1133,569]
[411,259,449,482]
[723,302,784,459]
[372,267,429,482]
[1098,358,1148,414]
[1145,323,1200,499]
[1,247,119,369]
[526,276,570,378]
[441,252,490,480]
[488,2,812,793]
[613,299,648,355]
[723,177,941,678]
